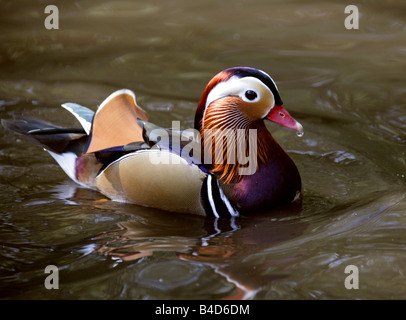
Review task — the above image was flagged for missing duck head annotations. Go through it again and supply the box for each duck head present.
[194,67,303,184]
[195,67,303,133]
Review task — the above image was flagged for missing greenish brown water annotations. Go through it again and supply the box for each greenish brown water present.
[1,0,406,299]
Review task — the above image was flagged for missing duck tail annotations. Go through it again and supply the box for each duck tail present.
[1,103,94,185]
[2,89,149,187]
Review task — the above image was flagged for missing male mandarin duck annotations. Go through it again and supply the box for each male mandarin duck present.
[2,67,303,218]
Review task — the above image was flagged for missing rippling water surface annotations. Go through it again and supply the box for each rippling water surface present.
[1,0,406,299]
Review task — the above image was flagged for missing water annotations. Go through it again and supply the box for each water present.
[1,0,406,299]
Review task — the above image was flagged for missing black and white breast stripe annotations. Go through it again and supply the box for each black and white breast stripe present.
[201,175,239,218]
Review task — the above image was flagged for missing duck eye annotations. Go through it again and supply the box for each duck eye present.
[244,90,258,101]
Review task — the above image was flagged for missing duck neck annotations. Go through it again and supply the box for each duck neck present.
[198,105,274,184]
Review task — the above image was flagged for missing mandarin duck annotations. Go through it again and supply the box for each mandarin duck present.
[2,67,303,218]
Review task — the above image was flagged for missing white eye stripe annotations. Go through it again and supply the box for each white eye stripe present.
[205,76,270,108]
[259,69,279,91]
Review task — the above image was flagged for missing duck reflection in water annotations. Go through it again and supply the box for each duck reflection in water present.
[77,193,308,300]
